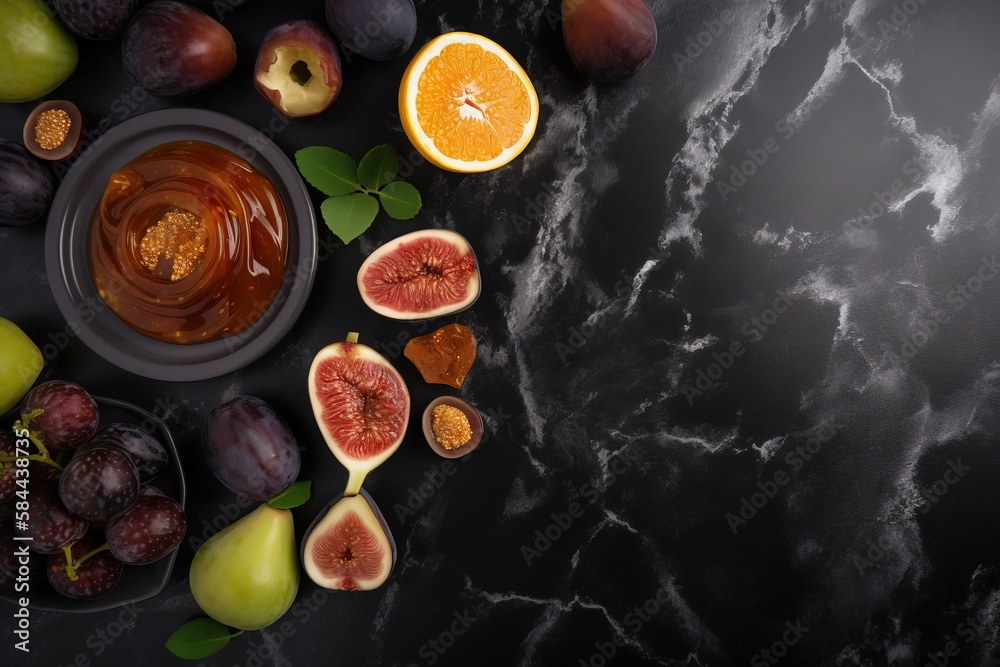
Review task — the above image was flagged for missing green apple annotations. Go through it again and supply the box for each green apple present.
[0,318,42,414]
[0,0,78,103]
[189,504,299,631]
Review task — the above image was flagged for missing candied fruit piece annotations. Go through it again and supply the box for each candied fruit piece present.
[403,323,477,388]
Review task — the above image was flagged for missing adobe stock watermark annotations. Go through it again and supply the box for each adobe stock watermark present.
[671,0,751,71]
[681,290,795,404]
[520,450,638,566]
[750,619,810,666]
[578,584,673,667]
[726,421,840,535]
[876,0,935,38]
[211,0,251,22]
[240,588,333,667]
[54,603,145,667]
[715,87,835,202]
[406,609,478,666]
[507,117,626,242]
[393,406,513,525]
[852,458,970,576]
[332,0,410,64]
[556,245,670,363]
[920,607,992,667]
[886,255,999,367]
[850,126,960,226]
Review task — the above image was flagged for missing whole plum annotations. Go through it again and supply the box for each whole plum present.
[0,140,54,227]
[122,1,237,97]
[326,0,416,61]
[55,0,135,40]
[202,396,300,500]
[562,0,657,82]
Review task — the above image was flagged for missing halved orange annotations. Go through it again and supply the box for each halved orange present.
[399,32,539,173]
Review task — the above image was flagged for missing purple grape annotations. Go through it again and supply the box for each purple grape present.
[47,534,123,599]
[59,446,139,522]
[106,493,185,565]
[20,381,99,451]
[85,423,168,483]
[14,481,88,554]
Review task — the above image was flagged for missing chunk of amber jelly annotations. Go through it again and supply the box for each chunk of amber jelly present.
[403,323,476,389]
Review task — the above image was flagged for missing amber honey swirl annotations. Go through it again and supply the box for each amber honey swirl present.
[87,140,289,344]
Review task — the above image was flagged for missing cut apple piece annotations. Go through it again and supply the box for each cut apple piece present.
[254,20,342,118]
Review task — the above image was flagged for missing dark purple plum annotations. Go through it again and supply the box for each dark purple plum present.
[122,1,237,97]
[326,0,416,61]
[0,431,17,502]
[562,0,657,82]
[0,139,54,227]
[55,0,135,40]
[0,521,44,594]
[47,534,123,599]
[14,481,88,554]
[85,423,168,483]
[20,381,99,451]
[202,396,300,500]
[59,446,139,522]
[106,493,185,565]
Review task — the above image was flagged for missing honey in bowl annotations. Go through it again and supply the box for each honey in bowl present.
[87,140,289,344]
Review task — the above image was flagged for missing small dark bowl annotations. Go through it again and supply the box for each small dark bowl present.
[23,100,83,161]
[0,396,186,613]
[421,396,483,459]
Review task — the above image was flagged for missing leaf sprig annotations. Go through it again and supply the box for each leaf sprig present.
[295,144,422,245]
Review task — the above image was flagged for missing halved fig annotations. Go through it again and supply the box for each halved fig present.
[357,229,481,320]
[309,332,410,496]
[301,488,395,591]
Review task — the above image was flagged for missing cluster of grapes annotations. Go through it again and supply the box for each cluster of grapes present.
[0,381,186,600]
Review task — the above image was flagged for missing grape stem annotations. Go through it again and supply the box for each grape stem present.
[11,411,65,472]
[63,542,111,582]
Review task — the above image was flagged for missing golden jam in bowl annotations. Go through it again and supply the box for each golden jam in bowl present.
[87,140,289,344]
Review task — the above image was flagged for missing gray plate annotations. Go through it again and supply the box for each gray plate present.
[0,396,186,613]
[45,108,318,381]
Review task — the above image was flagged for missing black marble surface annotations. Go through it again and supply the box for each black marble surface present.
[3,0,1000,665]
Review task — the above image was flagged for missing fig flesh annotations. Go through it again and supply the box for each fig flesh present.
[309,333,410,496]
[302,489,395,591]
[357,229,480,320]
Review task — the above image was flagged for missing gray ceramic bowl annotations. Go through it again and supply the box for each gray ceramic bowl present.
[45,108,318,381]
[0,396,186,613]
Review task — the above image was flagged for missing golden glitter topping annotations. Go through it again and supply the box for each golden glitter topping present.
[34,109,72,150]
[431,404,472,450]
[139,209,208,282]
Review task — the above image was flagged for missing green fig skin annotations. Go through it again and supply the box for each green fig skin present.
[189,504,299,630]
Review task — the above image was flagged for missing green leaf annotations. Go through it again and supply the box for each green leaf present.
[358,144,400,191]
[295,147,360,197]
[268,480,312,509]
[377,181,422,220]
[165,618,242,660]
[321,194,380,245]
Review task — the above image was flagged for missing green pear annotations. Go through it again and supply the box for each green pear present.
[0,318,42,414]
[189,504,299,630]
